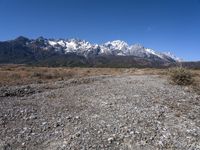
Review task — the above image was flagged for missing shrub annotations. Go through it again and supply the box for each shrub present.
[31,72,43,78]
[31,72,58,79]
[9,73,21,80]
[169,67,194,86]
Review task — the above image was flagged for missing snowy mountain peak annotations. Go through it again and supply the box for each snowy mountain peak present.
[104,40,129,50]
[145,48,164,59]
[15,37,180,62]
[164,52,182,62]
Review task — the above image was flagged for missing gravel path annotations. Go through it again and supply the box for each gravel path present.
[0,75,200,150]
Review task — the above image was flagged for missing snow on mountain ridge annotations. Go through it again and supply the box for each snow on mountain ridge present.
[104,40,129,50]
[145,48,165,59]
[164,52,182,62]
[31,37,180,62]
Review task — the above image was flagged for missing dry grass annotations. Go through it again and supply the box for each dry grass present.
[169,67,194,86]
[0,65,167,86]
[168,67,200,94]
[0,65,199,95]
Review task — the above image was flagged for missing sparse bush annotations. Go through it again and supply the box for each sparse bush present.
[31,72,43,78]
[64,71,75,78]
[169,67,194,86]
[9,73,21,79]
[42,73,57,79]
[31,72,58,79]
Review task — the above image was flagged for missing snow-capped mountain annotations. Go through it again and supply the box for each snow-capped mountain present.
[0,36,183,67]
[48,39,98,54]
[25,37,180,62]
[163,52,182,62]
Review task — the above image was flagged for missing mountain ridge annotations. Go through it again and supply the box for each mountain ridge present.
[12,36,181,60]
[0,36,188,68]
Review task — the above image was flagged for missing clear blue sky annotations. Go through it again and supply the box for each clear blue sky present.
[0,0,200,61]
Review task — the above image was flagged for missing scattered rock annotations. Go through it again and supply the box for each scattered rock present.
[0,75,200,149]
[108,137,114,144]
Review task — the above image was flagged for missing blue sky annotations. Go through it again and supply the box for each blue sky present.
[0,0,200,61]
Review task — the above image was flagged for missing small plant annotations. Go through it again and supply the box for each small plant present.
[31,72,43,78]
[9,73,21,80]
[31,72,58,79]
[169,67,194,86]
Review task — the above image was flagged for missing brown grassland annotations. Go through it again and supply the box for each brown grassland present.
[0,64,199,94]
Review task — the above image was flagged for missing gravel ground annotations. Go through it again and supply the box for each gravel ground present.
[0,75,200,150]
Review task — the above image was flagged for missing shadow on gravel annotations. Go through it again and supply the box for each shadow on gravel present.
[0,86,42,97]
[0,76,110,98]
[68,76,109,85]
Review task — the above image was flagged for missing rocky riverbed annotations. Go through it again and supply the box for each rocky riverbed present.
[0,75,200,150]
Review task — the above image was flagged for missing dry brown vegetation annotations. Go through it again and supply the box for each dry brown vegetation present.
[0,64,199,94]
[169,67,194,85]
[168,67,200,94]
[0,64,166,86]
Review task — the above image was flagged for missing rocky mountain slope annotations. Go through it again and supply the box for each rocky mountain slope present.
[0,36,181,67]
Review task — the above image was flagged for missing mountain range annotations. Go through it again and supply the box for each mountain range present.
[0,36,199,68]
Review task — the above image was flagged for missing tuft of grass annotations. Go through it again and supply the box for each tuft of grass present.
[169,67,194,86]
[31,72,58,79]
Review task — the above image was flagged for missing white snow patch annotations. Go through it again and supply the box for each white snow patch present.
[49,41,58,46]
